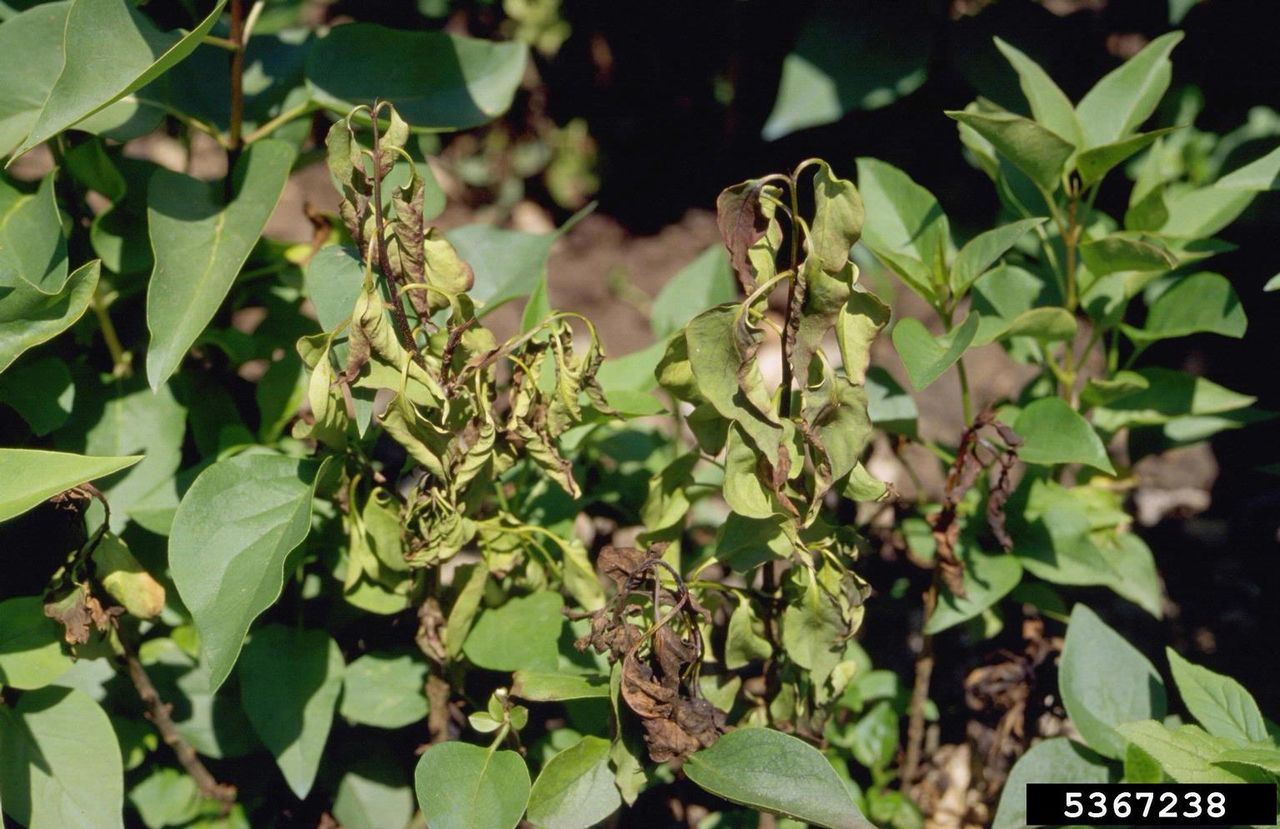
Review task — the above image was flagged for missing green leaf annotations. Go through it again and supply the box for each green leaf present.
[1215,143,1280,190]
[945,110,1075,193]
[1214,746,1280,776]
[856,157,951,278]
[725,601,773,669]
[0,448,141,524]
[1161,186,1259,239]
[1075,32,1183,148]
[12,0,227,158]
[1060,604,1166,759]
[651,245,737,339]
[891,312,979,391]
[969,264,1076,347]
[446,225,554,311]
[1081,370,1149,409]
[1092,368,1254,433]
[1100,532,1163,619]
[992,738,1113,829]
[1079,234,1177,276]
[527,735,621,829]
[169,453,321,691]
[145,140,296,388]
[339,650,430,729]
[521,272,552,333]
[304,245,365,332]
[128,768,201,829]
[992,37,1081,147]
[0,259,99,373]
[1075,127,1180,186]
[307,24,528,130]
[849,701,899,770]
[238,625,344,799]
[1166,649,1267,744]
[0,686,124,829]
[415,742,530,829]
[333,751,414,829]
[0,356,73,435]
[512,671,610,702]
[684,728,874,829]
[463,591,565,672]
[716,513,793,572]
[924,547,1023,634]
[865,367,917,437]
[685,306,783,465]
[761,0,931,140]
[950,218,1044,295]
[70,381,186,532]
[0,3,70,156]
[1014,398,1115,474]
[0,172,67,293]
[1122,272,1247,345]
[1116,721,1256,784]
[0,595,73,689]
[808,160,864,273]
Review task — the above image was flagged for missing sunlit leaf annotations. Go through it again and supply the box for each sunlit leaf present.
[145,140,296,389]
[169,453,321,691]
[307,24,527,130]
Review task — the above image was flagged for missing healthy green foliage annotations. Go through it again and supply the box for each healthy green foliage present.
[169,453,322,690]
[145,140,296,388]
[0,687,124,829]
[684,728,874,829]
[1059,604,1166,759]
[415,743,530,829]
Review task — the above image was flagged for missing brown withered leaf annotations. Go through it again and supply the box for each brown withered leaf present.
[643,717,704,764]
[43,584,118,645]
[674,698,726,749]
[415,596,447,664]
[716,179,769,293]
[597,545,650,592]
[620,651,676,720]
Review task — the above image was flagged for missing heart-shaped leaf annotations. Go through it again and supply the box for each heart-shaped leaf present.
[891,313,979,391]
[415,742,530,829]
[1014,398,1115,474]
[0,686,124,829]
[169,453,321,690]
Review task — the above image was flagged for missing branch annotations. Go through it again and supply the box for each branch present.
[118,626,236,809]
[224,0,246,202]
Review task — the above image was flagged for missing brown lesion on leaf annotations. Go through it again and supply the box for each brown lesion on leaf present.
[575,545,725,763]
